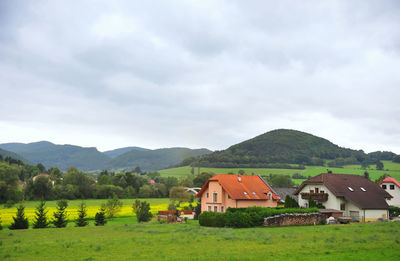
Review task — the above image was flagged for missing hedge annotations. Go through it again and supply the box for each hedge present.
[198,211,225,227]
[199,207,319,228]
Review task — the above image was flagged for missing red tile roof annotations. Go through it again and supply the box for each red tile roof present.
[379,177,400,189]
[196,174,280,200]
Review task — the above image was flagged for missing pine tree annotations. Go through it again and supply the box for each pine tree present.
[33,201,49,228]
[94,207,107,226]
[75,202,89,227]
[53,200,68,228]
[284,195,299,208]
[9,205,29,230]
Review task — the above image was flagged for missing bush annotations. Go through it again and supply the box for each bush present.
[94,207,107,226]
[225,212,253,228]
[4,200,15,208]
[198,211,225,227]
[9,205,29,230]
[132,200,153,222]
[284,195,299,208]
[389,206,400,218]
[103,196,123,219]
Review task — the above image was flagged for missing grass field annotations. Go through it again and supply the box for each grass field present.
[0,218,399,260]
[159,160,400,183]
[0,198,177,226]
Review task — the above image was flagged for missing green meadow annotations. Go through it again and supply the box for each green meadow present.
[159,160,400,183]
[0,218,399,260]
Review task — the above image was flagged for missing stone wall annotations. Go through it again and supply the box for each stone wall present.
[263,212,323,227]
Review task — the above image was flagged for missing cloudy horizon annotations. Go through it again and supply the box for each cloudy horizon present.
[1,0,399,154]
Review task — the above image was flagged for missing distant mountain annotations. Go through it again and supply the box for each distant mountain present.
[182,129,368,168]
[103,146,150,158]
[0,141,110,171]
[0,148,26,162]
[105,147,212,171]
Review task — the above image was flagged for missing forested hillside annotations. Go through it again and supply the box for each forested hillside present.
[105,147,212,171]
[103,146,150,158]
[0,148,26,162]
[0,141,110,171]
[181,129,395,168]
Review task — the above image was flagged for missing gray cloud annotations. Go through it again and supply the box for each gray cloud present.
[0,0,399,154]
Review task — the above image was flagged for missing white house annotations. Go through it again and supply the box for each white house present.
[294,173,392,222]
[379,177,400,207]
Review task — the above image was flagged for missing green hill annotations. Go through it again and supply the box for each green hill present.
[0,141,110,171]
[183,129,368,167]
[103,146,150,158]
[105,147,212,171]
[0,148,26,162]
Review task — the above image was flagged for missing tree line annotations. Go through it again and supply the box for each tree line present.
[0,156,214,204]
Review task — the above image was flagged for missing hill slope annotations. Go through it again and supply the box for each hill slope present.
[103,146,150,158]
[0,141,110,171]
[0,148,26,162]
[105,147,212,171]
[183,129,367,167]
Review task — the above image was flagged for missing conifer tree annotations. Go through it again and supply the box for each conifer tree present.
[33,201,49,228]
[94,207,107,226]
[53,200,68,228]
[75,202,89,227]
[9,205,29,230]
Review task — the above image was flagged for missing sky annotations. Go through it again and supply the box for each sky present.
[0,0,399,153]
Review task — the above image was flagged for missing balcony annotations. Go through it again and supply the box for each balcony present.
[301,192,328,202]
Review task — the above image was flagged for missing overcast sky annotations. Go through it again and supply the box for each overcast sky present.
[0,0,399,153]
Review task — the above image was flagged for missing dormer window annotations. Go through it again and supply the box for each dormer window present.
[243,191,248,195]
[360,187,366,192]
[348,187,354,192]
[268,193,272,199]
[238,176,242,182]
[252,192,256,195]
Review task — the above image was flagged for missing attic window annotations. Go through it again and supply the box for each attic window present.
[348,187,354,192]
[238,176,242,182]
[360,187,366,192]
[252,192,256,195]
[243,192,248,195]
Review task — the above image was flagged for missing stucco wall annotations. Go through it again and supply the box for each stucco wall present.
[201,180,277,212]
[297,184,341,210]
[381,182,400,207]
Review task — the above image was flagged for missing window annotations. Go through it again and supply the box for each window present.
[382,184,387,189]
[360,187,366,192]
[268,193,272,199]
[310,190,314,193]
[206,192,209,198]
[208,206,211,211]
[348,187,354,192]
[214,206,218,212]
[227,194,231,199]
[213,192,218,203]
[390,185,395,190]
[252,192,256,195]
[340,203,345,211]
[315,187,319,193]
[243,191,248,195]
[221,206,224,212]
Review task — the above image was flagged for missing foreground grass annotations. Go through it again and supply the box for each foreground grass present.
[159,160,400,182]
[0,219,399,260]
[0,198,177,226]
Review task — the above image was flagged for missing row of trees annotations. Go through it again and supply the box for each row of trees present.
[5,198,153,230]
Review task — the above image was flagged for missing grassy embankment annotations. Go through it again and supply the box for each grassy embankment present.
[0,198,178,226]
[0,219,399,260]
[159,160,400,185]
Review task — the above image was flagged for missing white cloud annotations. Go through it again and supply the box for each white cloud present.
[0,0,399,153]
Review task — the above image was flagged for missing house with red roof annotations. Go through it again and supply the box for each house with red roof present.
[294,173,392,222]
[195,174,280,213]
[379,177,400,207]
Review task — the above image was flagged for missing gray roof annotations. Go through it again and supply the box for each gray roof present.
[273,187,298,202]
